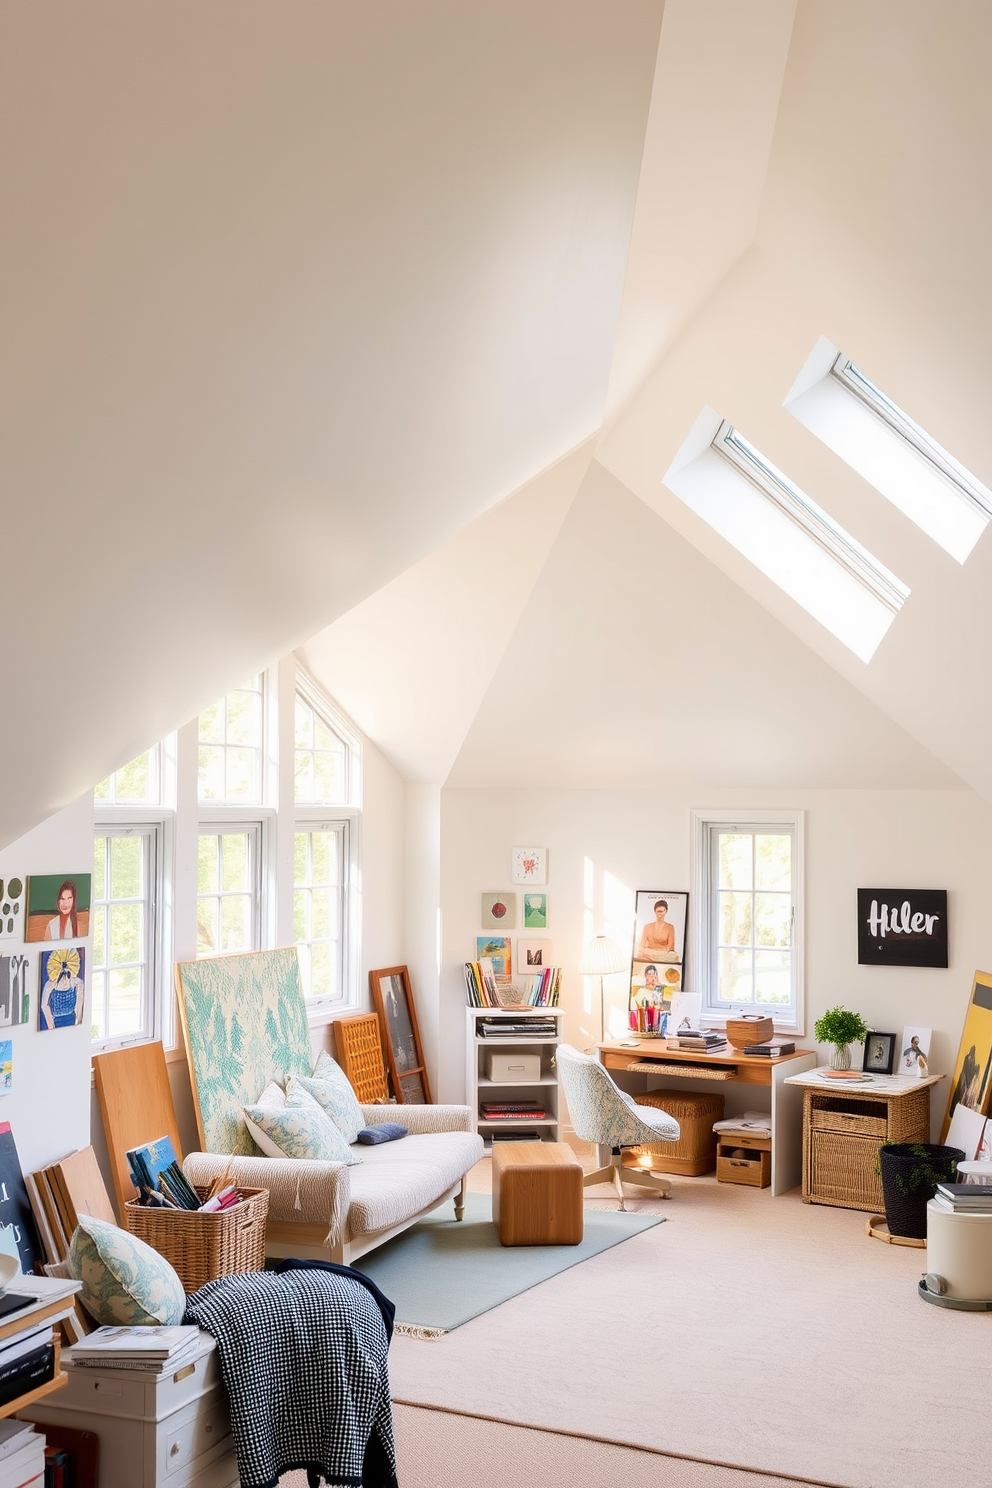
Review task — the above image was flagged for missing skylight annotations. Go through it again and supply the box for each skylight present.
[785,337,992,563]
[663,407,909,663]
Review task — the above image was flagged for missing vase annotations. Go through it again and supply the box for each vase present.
[829,1043,852,1070]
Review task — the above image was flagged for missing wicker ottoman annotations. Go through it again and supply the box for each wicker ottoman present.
[491,1141,583,1246]
[623,1090,725,1176]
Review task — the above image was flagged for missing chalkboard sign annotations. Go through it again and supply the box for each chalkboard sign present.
[857,889,948,968]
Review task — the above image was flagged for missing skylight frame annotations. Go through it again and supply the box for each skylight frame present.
[829,355,992,525]
[711,420,909,617]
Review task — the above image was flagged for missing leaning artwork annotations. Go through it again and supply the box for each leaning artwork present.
[940,970,992,1142]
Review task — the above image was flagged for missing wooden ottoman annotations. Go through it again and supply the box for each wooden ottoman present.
[491,1141,583,1246]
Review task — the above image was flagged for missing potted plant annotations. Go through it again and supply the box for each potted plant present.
[813,1005,869,1070]
[877,1142,963,1239]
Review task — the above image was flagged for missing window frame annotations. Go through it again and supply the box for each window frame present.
[90,817,168,1054]
[690,808,805,1035]
[195,818,265,960]
[293,819,349,1007]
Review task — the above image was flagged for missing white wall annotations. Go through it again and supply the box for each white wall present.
[438,785,991,1135]
[0,794,94,1173]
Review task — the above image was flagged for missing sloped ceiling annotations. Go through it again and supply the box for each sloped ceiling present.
[6,0,992,836]
[0,0,662,846]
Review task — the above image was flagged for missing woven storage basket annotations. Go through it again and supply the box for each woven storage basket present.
[124,1186,268,1293]
[623,1090,725,1176]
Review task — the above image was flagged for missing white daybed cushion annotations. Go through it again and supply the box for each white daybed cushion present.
[346,1129,483,1238]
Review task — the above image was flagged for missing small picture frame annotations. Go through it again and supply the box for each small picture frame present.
[481,893,516,930]
[522,893,548,929]
[862,1031,897,1075]
[517,939,552,973]
[511,848,547,885]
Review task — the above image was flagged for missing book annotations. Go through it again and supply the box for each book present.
[0,1125,41,1275]
[0,1342,54,1409]
[69,1324,200,1362]
[0,1435,44,1488]
[746,1040,796,1056]
[126,1138,200,1211]
[0,1422,37,1460]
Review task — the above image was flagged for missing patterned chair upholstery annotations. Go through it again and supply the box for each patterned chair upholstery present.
[556,1043,680,1208]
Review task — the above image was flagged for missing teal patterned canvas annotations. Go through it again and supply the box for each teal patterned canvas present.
[176,949,312,1155]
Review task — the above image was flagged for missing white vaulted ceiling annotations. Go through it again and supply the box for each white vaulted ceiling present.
[5,0,992,840]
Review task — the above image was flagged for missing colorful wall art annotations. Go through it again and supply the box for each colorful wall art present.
[26,874,91,943]
[0,880,25,939]
[38,946,86,1031]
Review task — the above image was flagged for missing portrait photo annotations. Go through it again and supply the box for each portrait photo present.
[898,1026,932,1073]
[26,874,91,943]
[632,891,687,965]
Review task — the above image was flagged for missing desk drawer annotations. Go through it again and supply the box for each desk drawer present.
[810,1107,887,1138]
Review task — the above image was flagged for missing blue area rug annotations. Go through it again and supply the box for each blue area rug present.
[354,1191,664,1333]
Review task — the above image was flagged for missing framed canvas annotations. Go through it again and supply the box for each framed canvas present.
[477,936,511,978]
[941,970,992,1141]
[26,874,91,943]
[369,966,432,1105]
[481,893,516,930]
[38,947,86,1031]
[511,847,547,885]
[0,879,25,939]
[522,893,548,929]
[857,889,948,967]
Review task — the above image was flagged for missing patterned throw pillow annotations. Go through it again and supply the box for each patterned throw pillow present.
[69,1215,186,1326]
[291,1050,365,1144]
[243,1082,362,1165]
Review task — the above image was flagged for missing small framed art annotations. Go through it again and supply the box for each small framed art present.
[511,848,547,885]
[862,1031,896,1075]
[477,937,511,977]
[481,893,516,929]
[517,939,551,973]
[522,893,548,929]
[369,966,432,1105]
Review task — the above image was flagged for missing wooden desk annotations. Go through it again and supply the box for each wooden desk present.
[598,1039,817,1195]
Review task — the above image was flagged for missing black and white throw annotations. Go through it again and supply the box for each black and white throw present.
[185,1267,397,1488]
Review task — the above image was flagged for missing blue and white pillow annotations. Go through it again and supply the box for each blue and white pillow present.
[243,1081,361,1165]
[290,1050,365,1144]
[69,1215,186,1326]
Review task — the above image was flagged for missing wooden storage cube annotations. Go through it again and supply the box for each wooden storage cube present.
[492,1141,583,1246]
[808,1129,883,1211]
[716,1136,771,1188]
[623,1090,725,1176]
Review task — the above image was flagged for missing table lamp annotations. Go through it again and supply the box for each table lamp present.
[579,935,628,1043]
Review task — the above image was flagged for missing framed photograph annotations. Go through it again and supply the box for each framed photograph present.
[25,874,91,944]
[481,893,515,930]
[38,946,86,1031]
[477,936,511,978]
[941,970,992,1141]
[862,1031,896,1075]
[369,966,432,1106]
[522,893,548,929]
[511,847,547,885]
[517,939,552,973]
[897,1026,932,1074]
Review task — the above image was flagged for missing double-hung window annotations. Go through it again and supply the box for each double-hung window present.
[691,810,804,1033]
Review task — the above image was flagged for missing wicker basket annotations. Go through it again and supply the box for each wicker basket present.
[623,1090,725,1176]
[124,1186,268,1294]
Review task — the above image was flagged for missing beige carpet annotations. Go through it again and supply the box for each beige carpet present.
[281,1402,837,1487]
[382,1159,988,1488]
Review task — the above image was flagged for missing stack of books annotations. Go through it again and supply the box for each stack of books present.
[67,1325,203,1374]
[480,1101,547,1121]
[126,1138,201,1210]
[745,1038,796,1057]
[671,1030,727,1052]
[465,963,562,1009]
[932,1180,992,1214]
[476,1019,557,1039]
[0,1422,45,1488]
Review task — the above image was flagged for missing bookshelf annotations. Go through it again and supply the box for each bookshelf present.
[465,1007,565,1145]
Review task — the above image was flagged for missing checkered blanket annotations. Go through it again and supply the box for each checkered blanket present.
[186,1267,397,1488]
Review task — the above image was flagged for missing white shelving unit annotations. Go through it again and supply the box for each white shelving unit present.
[465,1006,565,1145]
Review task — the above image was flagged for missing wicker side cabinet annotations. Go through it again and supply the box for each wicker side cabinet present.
[799,1080,935,1211]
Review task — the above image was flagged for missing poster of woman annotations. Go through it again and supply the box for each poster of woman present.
[38,947,86,1031]
[25,875,91,943]
[629,890,688,1033]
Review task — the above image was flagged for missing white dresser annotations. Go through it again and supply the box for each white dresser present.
[19,1331,237,1488]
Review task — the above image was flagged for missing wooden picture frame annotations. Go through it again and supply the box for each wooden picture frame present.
[369,966,432,1104]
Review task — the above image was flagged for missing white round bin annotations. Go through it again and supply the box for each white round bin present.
[924,1199,992,1305]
